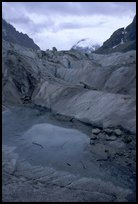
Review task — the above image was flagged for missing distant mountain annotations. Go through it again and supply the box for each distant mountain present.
[2,19,40,50]
[71,38,100,53]
[95,15,136,54]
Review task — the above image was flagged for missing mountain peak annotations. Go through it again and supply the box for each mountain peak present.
[71,38,100,53]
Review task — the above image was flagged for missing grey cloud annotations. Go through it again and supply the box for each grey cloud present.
[58,22,91,30]
[2,2,136,50]
[4,16,46,34]
[58,20,106,30]
[2,2,136,17]
[74,2,136,16]
[2,2,136,34]
[18,2,82,15]
[2,3,55,34]
[7,15,32,25]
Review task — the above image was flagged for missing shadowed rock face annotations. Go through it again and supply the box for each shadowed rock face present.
[2,39,136,133]
[2,19,40,50]
[95,15,136,54]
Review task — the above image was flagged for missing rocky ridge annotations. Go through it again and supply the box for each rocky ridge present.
[95,15,136,54]
[2,19,40,50]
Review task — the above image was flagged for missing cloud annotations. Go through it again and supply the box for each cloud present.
[2,2,136,17]
[2,2,136,50]
[57,20,107,30]
[8,15,32,25]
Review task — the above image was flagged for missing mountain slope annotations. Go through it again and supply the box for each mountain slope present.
[95,15,136,54]
[2,19,40,50]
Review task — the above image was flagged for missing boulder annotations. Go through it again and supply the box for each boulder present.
[90,140,95,145]
[90,134,97,140]
[123,135,132,144]
[106,136,117,141]
[92,128,101,134]
[104,128,113,135]
[114,129,122,136]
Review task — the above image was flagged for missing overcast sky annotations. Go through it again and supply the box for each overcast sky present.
[2,2,136,51]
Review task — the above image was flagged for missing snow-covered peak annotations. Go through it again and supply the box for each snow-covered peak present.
[75,38,99,49]
[71,38,101,53]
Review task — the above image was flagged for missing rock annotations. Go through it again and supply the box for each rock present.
[106,136,117,141]
[92,128,101,134]
[123,135,132,144]
[125,192,136,202]
[97,133,107,139]
[52,47,57,52]
[115,152,124,156]
[127,162,132,167]
[133,172,136,176]
[90,140,95,145]
[108,139,125,148]
[90,134,97,140]
[104,128,113,135]
[91,143,108,161]
[114,129,122,136]
[80,82,97,90]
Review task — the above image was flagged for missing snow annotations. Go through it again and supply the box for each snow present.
[76,38,99,49]
[122,30,127,35]
[73,38,100,52]
[112,44,119,49]
[112,38,124,49]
